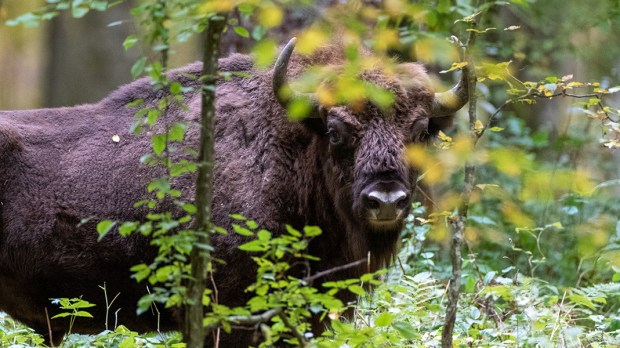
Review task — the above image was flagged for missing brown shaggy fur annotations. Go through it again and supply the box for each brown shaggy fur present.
[0,46,454,346]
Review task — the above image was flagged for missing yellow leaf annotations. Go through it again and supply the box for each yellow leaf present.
[464,227,479,244]
[489,148,532,176]
[384,0,406,15]
[316,85,337,106]
[466,27,496,34]
[373,29,399,52]
[502,202,534,228]
[297,28,328,55]
[474,119,484,134]
[258,5,283,28]
[413,38,459,66]
[438,130,452,142]
[406,145,447,184]
[439,61,468,74]
[198,0,234,14]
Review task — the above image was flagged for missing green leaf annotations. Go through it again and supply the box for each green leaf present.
[286,224,301,237]
[169,122,187,142]
[232,224,254,236]
[238,240,268,252]
[71,6,90,18]
[130,263,151,282]
[257,229,271,241]
[183,203,197,214]
[151,134,166,155]
[73,311,94,318]
[287,98,312,120]
[347,284,366,296]
[252,39,276,67]
[303,226,322,237]
[233,26,250,38]
[6,13,42,28]
[131,57,148,78]
[214,226,228,234]
[246,220,259,229]
[489,126,504,132]
[51,312,72,319]
[119,221,138,237]
[567,294,597,310]
[481,285,515,301]
[91,1,108,12]
[230,214,246,221]
[155,265,174,282]
[374,312,393,327]
[392,321,419,340]
[123,35,138,50]
[97,220,116,241]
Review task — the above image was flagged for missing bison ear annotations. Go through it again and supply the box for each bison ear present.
[299,105,327,134]
[302,116,327,134]
[427,114,455,136]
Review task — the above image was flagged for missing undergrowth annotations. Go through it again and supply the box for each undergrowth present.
[2,205,618,347]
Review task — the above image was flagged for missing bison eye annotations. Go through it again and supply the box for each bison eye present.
[327,128,344,146]
[410,118,430,143]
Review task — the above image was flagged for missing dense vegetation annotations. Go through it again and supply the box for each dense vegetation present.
[1,0,619,347]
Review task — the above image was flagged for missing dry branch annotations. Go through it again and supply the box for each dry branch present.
[441,24,480,348]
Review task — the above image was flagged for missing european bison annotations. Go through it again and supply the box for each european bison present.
[0,38,467,346]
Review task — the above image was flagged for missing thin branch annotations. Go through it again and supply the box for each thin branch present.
[278,312,308,347]
[474,99,512,143]
[44,307,55,348]
[415,184,439,210]
[204,308,283,332]
[303,258,367,285]
[441,17,480,348]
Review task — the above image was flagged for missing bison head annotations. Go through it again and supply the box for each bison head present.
[274,38,468,234]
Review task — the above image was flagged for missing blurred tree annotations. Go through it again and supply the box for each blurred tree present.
[43,1,139,107]
[0,0,44,109]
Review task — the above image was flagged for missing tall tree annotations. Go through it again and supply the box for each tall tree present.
[43,1,138,107]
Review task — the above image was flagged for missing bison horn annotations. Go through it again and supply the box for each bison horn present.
[273,38,321,118]
[430,66,469,118]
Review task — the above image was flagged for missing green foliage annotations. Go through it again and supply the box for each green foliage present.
[51,298,96,338]
[0,312,46,347]
[318,217,620,347]
[201,216,387,347]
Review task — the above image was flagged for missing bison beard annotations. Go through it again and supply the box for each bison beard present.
[0,41,465,346]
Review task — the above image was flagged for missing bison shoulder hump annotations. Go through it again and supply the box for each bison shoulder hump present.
[218,54,254,72]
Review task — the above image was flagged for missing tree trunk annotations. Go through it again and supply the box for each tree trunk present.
[43,2,138,107]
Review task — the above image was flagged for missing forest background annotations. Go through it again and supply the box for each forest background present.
[0,0,620,347]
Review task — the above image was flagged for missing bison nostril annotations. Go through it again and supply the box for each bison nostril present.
[363,190,409,220]
[396,196,409,210]
[365,197,381,210]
